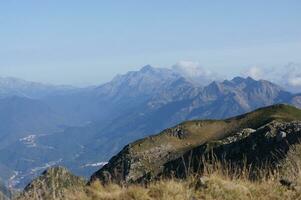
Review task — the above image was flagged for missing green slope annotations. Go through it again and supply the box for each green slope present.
[91,104,301,184]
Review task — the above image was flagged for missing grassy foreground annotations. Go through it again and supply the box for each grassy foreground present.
[64,157,301,200]
[19,146,301,200]
[17,161,301,200]
[63,174,300,200]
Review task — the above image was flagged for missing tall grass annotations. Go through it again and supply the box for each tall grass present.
[63,153,301,200]
[17,148,301,200]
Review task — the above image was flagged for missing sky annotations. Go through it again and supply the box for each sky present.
[0,0,301,86]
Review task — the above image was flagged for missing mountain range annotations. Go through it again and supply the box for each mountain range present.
[0,65,300,188]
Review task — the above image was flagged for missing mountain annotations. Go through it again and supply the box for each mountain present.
[0,77,78,99]
[0,65,301,189]
[90,104,301,184]
[0,66,192,188]
[58,74,300,178]
[40,65,186,127]
[94,65,184,99]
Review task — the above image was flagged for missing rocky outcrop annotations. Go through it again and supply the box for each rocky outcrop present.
[162,121,301,179]
[17,166,85,200]
[166,125,189,139]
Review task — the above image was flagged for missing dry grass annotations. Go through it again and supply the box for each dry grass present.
[62,159,301,200]
[16,171,301,200]
[65,179,194,200]
[62,174,301,200]
[16,152,301,200]
[16,146,301,200]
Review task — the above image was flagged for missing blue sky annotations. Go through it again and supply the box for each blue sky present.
[0,1,301,85]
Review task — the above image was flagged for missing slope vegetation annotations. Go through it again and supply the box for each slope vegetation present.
[91,104,301,184]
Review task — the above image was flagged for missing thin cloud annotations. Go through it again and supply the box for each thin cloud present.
[242,66,264,80]
[242,63,301,92]
[171,61,220,85]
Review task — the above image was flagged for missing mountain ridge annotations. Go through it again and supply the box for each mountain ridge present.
[0,76,79,99]
[90,104,301,184]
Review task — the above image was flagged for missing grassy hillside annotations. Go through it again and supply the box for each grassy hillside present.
[129,104,301,157]
[92,104,301,184]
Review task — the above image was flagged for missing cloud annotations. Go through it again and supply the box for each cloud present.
[242,66,264,80]
[171,61,220,85]
[242,63,301,92]
[282,63,301,88]
[172,61,211,77]
[289,78,301,86]
[171,61,301,92]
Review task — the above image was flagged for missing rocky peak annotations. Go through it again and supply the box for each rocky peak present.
[95,65,183,99]
[140,65,155,73]
[229,76,248,85]
[165,120,301,178]
[204,81,223,94]
[245,76,256,82]
[18,166,85,200]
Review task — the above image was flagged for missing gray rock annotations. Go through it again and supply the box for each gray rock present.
[276,131,287,142]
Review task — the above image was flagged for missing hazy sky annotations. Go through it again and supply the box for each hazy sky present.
[0,1,301,86]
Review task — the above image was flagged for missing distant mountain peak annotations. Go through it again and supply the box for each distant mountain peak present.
[140,65,155,73]
[204,81,223,94]
[229,76,256,84]
[207,80,221,88]
[0,76,78,99]
[245,76,257,82]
